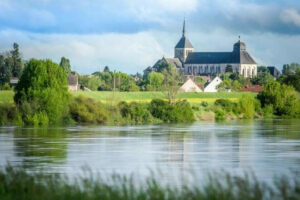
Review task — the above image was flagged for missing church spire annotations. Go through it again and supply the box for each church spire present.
[182,18,186,37]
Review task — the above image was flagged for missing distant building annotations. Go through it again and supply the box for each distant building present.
[204,77,223,92]
[267,66,281,78]
[68,74,79,91]
[152,20,257,78]
[9,77,19,85]
[179,78,202,92]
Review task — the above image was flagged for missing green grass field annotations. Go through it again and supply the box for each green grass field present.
[0,90,257,103]
[0,91,14,103]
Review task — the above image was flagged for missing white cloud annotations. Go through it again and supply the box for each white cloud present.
[280,9,300,26]
[0,30,167,74]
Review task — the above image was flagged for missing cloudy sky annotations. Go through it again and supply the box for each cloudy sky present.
[0,0,300,74]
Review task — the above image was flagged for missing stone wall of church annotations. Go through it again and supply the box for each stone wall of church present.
[184,63,239,75]
[184,63,257,78]
[240,64,257,78]
[175,48,194,62]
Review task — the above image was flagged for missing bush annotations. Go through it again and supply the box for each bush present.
[0,102,22,125]
[69,96,108,124]
[257,81,299,117]
[2,83,11,90]
[237,95,257,119]
[14,59,70,125]
[215,108,226,121]
[201,101,208,107]
[263,105,274,118]
[214,99,235,113]
[118,101,153,124]
[149,99,194,123]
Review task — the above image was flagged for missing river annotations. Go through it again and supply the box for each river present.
[0,119,300,183]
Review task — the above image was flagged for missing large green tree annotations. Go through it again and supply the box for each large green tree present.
[280,67,300,92]
[14,59,70,125]
[59,57,71,74]
[10,43,23,78]
[257,81,299,117]
[282,63,300,75]
[251,67,274,86]
[146,72,164,91]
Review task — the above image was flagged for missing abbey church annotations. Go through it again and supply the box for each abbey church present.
[154,21,257,78]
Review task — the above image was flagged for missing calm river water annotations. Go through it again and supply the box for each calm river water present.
[0,119,300,182]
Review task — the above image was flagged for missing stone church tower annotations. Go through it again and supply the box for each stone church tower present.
[174,20,194,63]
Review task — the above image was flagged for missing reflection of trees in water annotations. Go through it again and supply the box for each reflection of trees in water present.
[256,119,300,139]
[13,128,68,167]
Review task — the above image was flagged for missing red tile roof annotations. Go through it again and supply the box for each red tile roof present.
[241,85,264,93]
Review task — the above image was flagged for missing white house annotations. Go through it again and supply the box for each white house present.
[204,77,222,92]
[179,78,202,92]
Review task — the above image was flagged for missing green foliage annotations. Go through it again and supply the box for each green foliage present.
[194,76,206,84]
[149,99,194,123]
[251,67,274,85]
[79,75,102,91]
[257,81,299,117]
[215,99,236,113]
[219,73,245,91]
[282,63,300,75]
[118,101,153,124]
[2,165,299,200]
[201,101,208,107]
[237,95,257,119]
[162,64,181,104]
[69,95,108,124]
[153,60,169,72]
[59,57,71,74]
[215,108,226,121]
[2,82,10,90]
[263,105,274,118]
[0,102,22,125]
[0,43,23,86]
[279,68,300,92]
[14,59,70,125]
[146,72,164,91]
[92,71,140,91]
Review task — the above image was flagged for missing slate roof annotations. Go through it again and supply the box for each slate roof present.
[175,36,194,49]
[185,51,256,65]
[164,58,183,68]
[153,57,183,68]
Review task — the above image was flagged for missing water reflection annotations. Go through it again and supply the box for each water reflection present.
[0,119,299,181]
[13,128,68,168]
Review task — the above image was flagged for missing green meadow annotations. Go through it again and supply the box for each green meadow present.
[0,90,257,104]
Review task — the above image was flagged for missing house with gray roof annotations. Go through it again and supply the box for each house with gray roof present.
[153,20,257,78]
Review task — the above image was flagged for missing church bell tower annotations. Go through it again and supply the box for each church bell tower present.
[174,19,194,63]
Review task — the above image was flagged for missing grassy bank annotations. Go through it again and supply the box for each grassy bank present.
[0,165,299,200]
[0,90,256,103]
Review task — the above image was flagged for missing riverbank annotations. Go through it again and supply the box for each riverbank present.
[0,165,299,200]
[1,91,300,126]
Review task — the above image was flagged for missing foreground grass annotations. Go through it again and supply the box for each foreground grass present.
[0,165,299,200]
